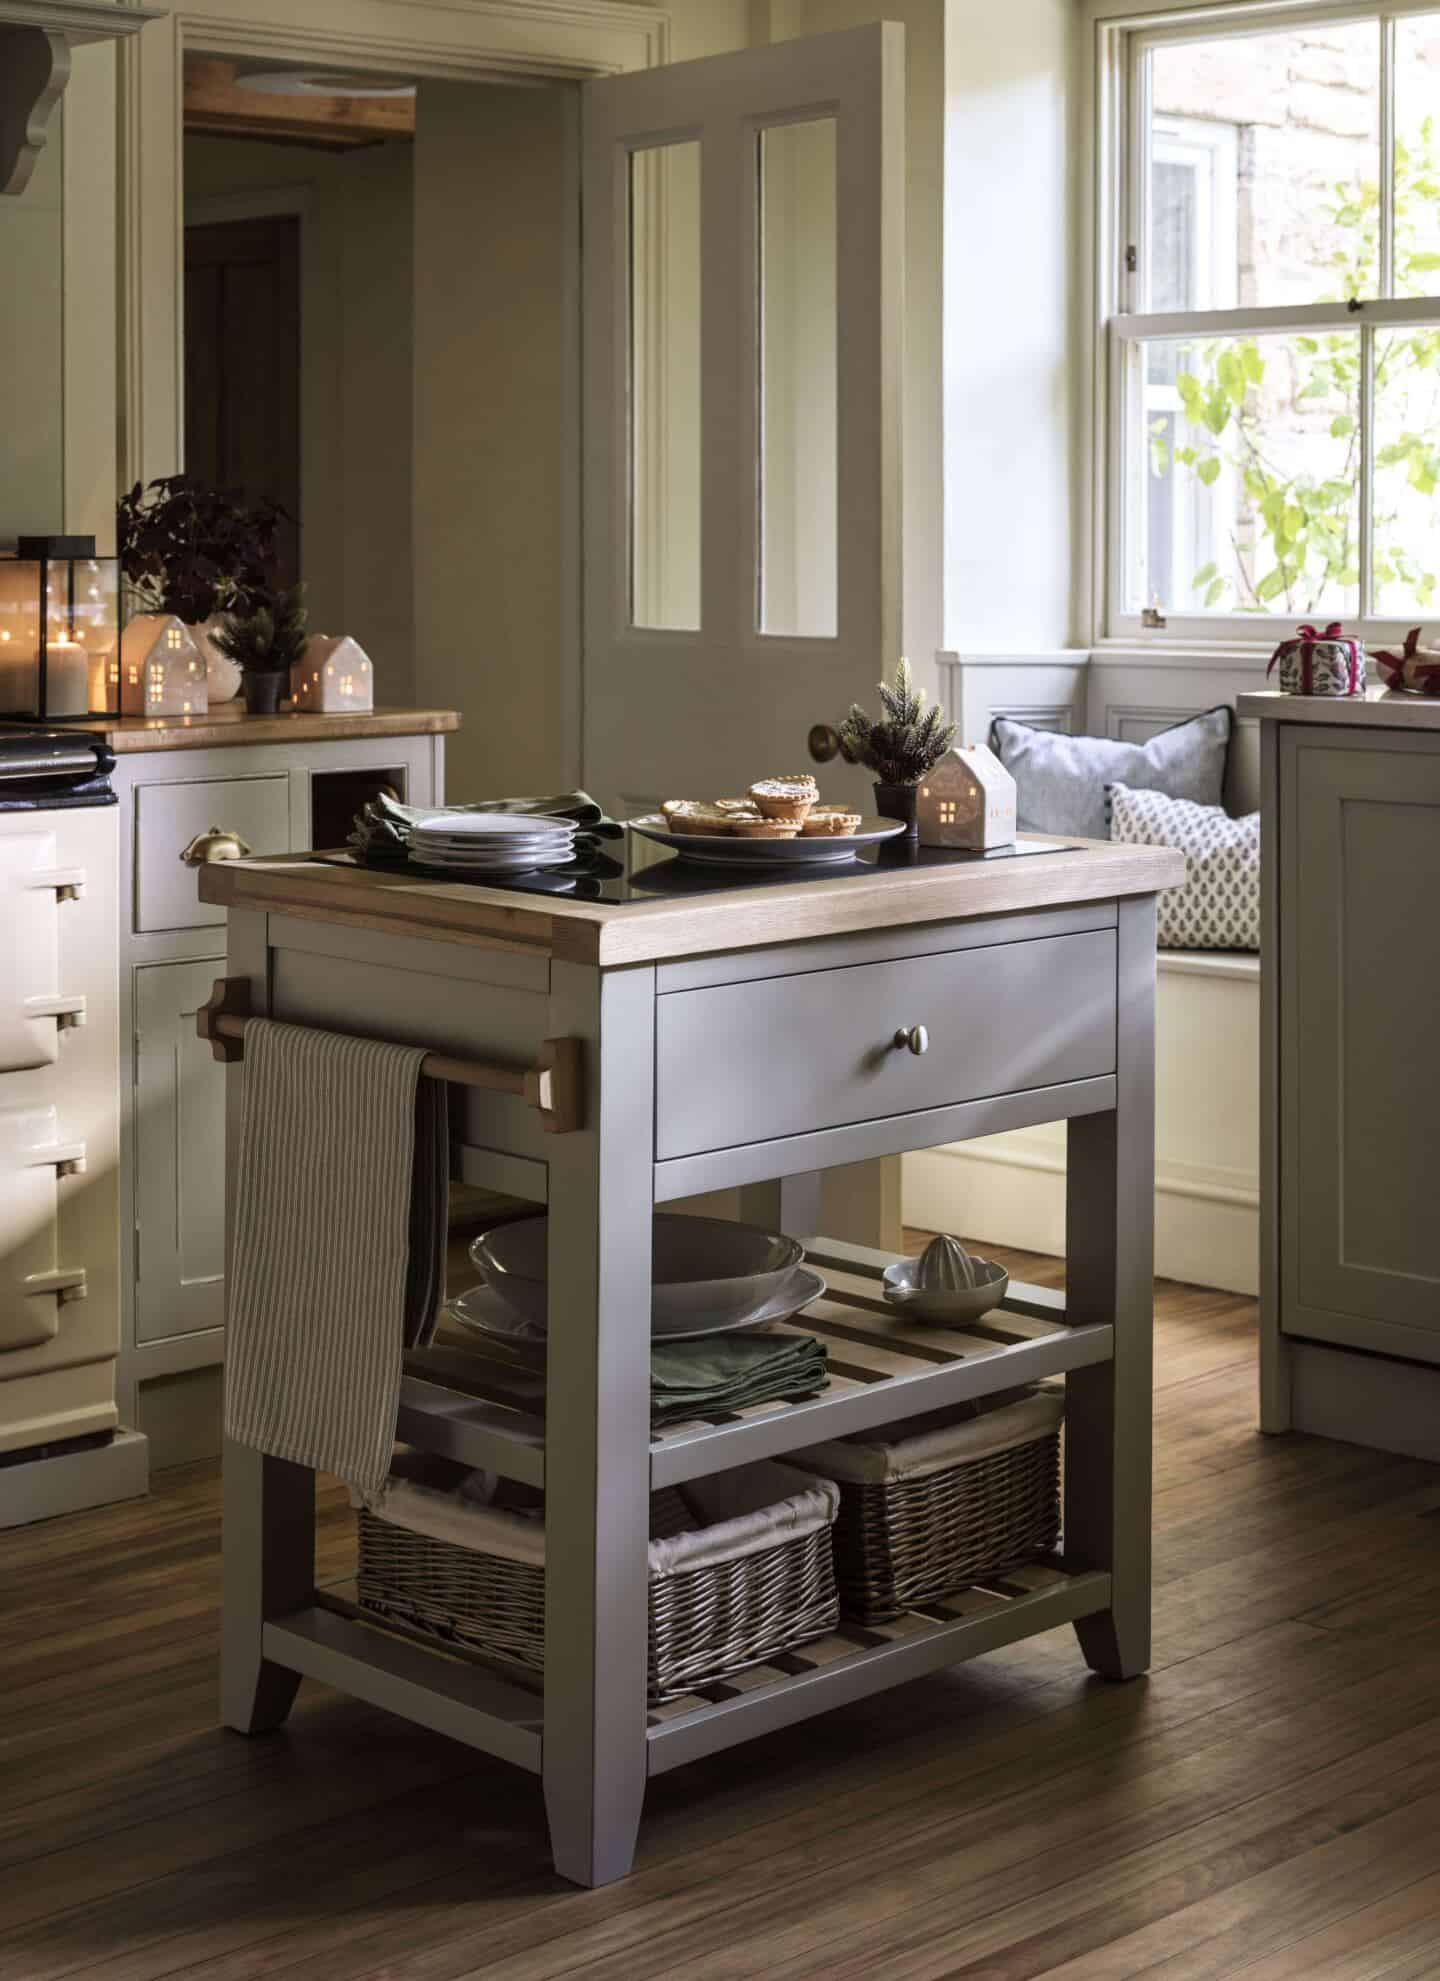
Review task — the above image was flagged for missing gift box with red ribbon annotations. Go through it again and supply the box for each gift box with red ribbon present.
[1266,621,1366,698]
[1372,627,1440,697]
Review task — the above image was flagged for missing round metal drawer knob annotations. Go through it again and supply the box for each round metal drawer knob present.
[893,1024,929,1056]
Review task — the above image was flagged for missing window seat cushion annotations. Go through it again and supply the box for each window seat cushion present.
[989,706,1232,840]
[1108,780,1259,951]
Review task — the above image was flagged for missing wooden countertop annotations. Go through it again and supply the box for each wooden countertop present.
[1238,688,1440,732]
[198,836,1185,968]
[95,705,459,754]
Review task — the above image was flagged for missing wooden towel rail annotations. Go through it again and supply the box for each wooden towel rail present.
[197,976,582,1134]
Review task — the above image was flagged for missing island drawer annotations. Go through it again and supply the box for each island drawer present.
[654,928,1116,1161]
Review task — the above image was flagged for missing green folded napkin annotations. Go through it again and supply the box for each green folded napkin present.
[349,788,622,863]
[650,1332,828,1426]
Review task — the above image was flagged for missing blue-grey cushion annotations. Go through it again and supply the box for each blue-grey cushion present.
[989,707,1232,840]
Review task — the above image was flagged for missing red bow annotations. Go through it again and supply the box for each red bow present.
[1267,621,1361,695]
[1374,627,1440,696]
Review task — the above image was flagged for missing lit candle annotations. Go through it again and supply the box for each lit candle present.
[44,639,89,718]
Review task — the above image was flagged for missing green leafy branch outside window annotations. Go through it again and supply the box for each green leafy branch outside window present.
[1148,113,1440,615]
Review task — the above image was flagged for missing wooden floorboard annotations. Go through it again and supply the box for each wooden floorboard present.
[2,1239,1438,1980]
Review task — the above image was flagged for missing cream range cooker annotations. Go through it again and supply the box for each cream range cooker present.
[0,726,142,1528]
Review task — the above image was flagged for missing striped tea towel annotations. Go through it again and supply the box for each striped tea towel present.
[225,1019,447,1503]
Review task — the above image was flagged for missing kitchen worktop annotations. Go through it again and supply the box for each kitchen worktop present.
[91,706,459,754]
[199,833,1185,967]
[1238,687,1440,730]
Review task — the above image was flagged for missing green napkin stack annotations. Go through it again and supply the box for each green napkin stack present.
[349,789,623,863]
[650,1332,828,1427]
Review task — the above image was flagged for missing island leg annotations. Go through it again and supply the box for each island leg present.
[542,960,656,1887]
[1064,894,1156,1681]
[222,1443,313,1731]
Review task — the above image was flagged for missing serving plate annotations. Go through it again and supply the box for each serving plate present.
[627,814,906,868]
[449,1265,827,1349]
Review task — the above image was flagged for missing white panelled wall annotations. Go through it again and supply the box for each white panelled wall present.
[905,652,1263,1295]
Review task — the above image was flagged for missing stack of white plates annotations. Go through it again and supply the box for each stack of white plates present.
[408,811,578,874]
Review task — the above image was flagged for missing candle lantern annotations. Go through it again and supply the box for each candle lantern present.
[291,634,374,712]
[0,536,121,720]
[916,745,1017,851]
[118,614,209,718]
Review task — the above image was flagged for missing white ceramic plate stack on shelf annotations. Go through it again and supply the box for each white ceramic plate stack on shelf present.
[407,812,577,875]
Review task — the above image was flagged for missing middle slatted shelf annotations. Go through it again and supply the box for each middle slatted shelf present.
[396,1249,1112,1488]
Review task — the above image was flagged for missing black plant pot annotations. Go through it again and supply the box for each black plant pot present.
[873,780,919,837]
[243,670,286,716]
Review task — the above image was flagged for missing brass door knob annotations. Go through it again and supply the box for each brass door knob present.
[808,723,842,764]
[180,826,253,866]
[893,1024,929,1055]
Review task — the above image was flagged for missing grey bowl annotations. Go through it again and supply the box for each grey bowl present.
[881,1255,1010,1326]
[470,1214,805,1338]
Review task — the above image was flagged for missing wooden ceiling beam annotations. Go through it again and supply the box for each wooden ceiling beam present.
[182,56,414,150]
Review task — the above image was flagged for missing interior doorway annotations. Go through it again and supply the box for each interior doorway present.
[183,213,301,589]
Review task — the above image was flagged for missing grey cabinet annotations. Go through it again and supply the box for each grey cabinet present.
[1279,727,1440,1365]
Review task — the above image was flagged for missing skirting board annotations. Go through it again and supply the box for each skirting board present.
[904,1137,1259,1295]
[0,1428,148,1531]
[1289,1341,1440,1464]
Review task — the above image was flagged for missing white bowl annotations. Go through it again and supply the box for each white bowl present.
[881,1255,1010,1326]
[470,1213,804,1338]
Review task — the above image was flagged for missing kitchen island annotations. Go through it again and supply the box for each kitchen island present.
[200,828,1181,1887]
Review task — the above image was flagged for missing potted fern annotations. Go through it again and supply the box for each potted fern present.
[211,585,309,715]
[838,658,957,836]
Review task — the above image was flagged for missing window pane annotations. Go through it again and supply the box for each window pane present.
[630,142,700,631]
[1149,23,1380,310]
[1373,327,1440,614]
[1394,15,1440,299]
[1136,331,1360,618]
[758,118,837,639]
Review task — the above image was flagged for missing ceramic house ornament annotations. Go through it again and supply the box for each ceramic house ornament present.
[118,613,209,718]
[916,745,1016,850]
[292,634,373,713]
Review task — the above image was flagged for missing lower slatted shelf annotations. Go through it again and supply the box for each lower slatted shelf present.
[644,1561,1110,1771]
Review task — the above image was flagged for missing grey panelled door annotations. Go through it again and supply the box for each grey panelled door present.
[1281,726,1440,1359]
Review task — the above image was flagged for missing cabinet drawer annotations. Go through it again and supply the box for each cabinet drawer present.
[655,930,1117,1161]
[134,776,289,932]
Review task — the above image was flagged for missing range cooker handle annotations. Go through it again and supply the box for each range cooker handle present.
[25,866,85,902]
[24,993,86,1030]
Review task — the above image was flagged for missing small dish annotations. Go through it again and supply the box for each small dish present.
[881,1255,1010,1326]
[449,1264,827,1346]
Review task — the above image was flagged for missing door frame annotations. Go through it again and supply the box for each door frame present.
[118,0,669,786]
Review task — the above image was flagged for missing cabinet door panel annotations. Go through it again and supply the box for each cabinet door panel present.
[135,960,226,1343]
[1282,730,1440,1356]
[134,775,288,933]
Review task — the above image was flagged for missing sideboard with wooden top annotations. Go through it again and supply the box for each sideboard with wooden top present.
[200,829,1182,1888]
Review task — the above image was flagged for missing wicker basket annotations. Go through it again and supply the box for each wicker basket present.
[789,1391,1064,1623]
[355,1457,839,1702]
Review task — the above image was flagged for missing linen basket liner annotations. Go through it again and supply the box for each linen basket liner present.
[787,1390,1064,1486]
[353,1456,838,1579]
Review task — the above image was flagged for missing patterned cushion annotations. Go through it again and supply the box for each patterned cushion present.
[1107,781,1259,951]
[989,707,1232,841]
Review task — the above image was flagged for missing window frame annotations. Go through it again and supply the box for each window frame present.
[1095,0,1440,649]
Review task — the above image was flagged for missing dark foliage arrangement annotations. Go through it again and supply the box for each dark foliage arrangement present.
[211,585,309,676]
[838,658,958,786]
[117,475,287,624]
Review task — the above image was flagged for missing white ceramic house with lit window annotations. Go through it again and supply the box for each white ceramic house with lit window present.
[292,634,374,712]
[917,745,1017,850]
[118,614,209,718]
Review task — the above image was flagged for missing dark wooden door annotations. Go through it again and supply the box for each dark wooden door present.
[184,215,301,588]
